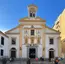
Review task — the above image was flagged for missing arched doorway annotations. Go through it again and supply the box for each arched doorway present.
[49,48,54,59]
[10,48,16,58]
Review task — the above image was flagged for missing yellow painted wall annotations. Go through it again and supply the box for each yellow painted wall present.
[53,9,65,55]
[60,10,65,40]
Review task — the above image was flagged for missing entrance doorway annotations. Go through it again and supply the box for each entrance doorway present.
[49,48,54,59]
[11,48,16,58]
[29,48,36,58]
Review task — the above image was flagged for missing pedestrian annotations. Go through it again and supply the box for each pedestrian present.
[55,58,59,64]
[9,57,14,62]
[27,58,30,64]
[35,58,38,61]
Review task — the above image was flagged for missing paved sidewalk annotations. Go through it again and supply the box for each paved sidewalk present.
[0,60,63,64]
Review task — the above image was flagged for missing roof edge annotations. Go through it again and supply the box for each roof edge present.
[19,16,46,22]
[5,25,20,34]
[46,26,60,34]
[0,31,9,38]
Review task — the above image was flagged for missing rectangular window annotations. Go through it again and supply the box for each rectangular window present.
[49,38,54,44]
[56,21,59,25]
[11,38,16,45]
[31,30,34,35]
[1,37,4,45]
[1,49,3,56]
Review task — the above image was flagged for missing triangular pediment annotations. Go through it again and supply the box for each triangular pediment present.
[45,26,60,34]
[5,26,19,34]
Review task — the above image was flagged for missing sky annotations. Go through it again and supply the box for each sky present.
[0,0,65,32]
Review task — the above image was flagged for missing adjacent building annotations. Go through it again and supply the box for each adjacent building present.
[0,4,62,59]
[0,31,9,58]
[53,9,65,57]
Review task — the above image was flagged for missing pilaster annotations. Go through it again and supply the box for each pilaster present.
[41,24,46,57]
[19,25,23,57]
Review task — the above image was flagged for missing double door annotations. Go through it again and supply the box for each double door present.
[29,48,36,58]
[11,51,16,58]
[49,51,54,59]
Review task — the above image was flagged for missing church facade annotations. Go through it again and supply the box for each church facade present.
[0,4,62,59]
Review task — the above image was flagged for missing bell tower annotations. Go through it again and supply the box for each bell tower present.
[28,4,38,18]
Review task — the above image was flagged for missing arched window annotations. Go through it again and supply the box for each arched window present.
[30,13,33,17]
[30,12,35,17]
[33,13,35,17]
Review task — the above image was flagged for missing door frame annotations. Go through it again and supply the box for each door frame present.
[29,48,36,58]
[49,48,55,59]
[11,50,16,58]
[27,45,38,58]
[10,48,16,58]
